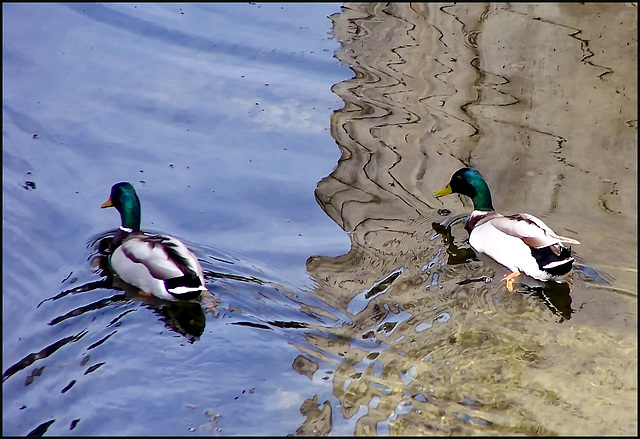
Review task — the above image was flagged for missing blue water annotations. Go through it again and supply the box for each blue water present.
[3,3,353,435]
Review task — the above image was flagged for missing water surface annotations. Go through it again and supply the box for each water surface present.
[3,3,352,435]
[3,2,637,436]
[308,3,636,435]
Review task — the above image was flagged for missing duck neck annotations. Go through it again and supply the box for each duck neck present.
[111,205,140,249]
[470,186,494,212]
[119,205,141,232]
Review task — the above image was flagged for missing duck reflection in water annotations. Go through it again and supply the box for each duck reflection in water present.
[39,232,212,343]
[432,216,574,322]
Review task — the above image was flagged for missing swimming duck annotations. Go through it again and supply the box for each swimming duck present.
[101,182,208,301]
[433,168,580,291]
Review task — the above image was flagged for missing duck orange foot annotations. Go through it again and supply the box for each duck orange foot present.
[203,292,220,318]
[501,270,522,293]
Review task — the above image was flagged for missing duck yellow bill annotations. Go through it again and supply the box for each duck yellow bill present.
[101,199,113,208]
[433,184,452,198]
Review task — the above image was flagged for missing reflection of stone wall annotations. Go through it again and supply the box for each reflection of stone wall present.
[301,3,637,436]
[311,2,636,305]
[317,3,636,271]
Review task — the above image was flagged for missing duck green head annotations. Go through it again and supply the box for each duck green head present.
[101,182,142,231]
[433,167,494,211]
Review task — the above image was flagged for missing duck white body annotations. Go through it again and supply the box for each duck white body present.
[110,232,206,301]
[468,211,579,283]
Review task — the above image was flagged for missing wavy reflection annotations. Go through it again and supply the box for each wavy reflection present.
[301,2,636,436]
[3,230,211,390]
[39,230,303,343]
[7,228,347,436]
[2,330,89,384]
[35,231,210,343]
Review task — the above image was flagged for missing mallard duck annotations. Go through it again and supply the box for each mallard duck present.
[433,168,580,291]
[101,182,208,301]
